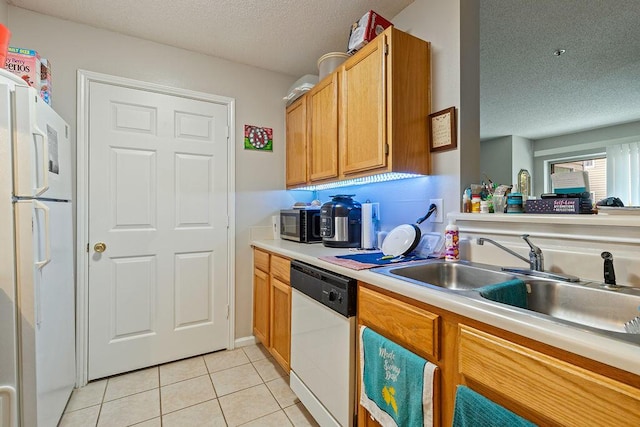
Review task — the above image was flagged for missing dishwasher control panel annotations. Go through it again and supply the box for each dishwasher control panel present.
[291,260,357,317]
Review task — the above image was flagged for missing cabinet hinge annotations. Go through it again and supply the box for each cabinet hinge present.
[384,43,389,55]
[226,305,230,319]
[385,143,390,155]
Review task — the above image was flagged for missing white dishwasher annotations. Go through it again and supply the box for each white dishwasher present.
[289,260,357,427]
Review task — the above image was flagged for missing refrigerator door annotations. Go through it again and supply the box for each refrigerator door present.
[13,85,71,201]
[0,76,19,427]
[14,200,75,427]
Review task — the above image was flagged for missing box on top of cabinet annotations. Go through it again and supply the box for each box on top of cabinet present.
[347,10,392,54]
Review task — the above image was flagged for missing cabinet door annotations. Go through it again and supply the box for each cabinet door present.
[308,74,339,182]
[285,97,308,187]
[340,35,387,176]
[270,277,291,372]
[458,325,640,426]
[253,267,270,346]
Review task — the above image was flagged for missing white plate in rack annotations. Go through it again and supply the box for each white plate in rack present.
[598,206,640,215]
[382,224,421,257]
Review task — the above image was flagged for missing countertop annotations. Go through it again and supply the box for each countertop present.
[252,238,640,376]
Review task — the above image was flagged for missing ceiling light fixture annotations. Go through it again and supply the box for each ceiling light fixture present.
[553,49,567,56]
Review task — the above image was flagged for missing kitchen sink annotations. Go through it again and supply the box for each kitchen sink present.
[482,280,640,334]
[374,260,518,290]
[374,260,640,340]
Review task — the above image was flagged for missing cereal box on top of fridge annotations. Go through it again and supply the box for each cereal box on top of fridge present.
[5,46,41,88]
[40,58,52,105]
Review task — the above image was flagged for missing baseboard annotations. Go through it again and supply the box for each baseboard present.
[234,335,258,348]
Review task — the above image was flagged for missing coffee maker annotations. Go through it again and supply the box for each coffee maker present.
[320,195,361,248]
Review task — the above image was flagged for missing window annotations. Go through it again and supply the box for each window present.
[606,142,640,206]
[549,156,607,202]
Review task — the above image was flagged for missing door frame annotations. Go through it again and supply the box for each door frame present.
[75,70,236,386]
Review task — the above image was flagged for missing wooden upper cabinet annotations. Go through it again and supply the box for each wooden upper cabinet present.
[340,34,387,176]
[285,27,431,188]
[341,27,431,179]
[285,96,308,188]
[307,73,339,182]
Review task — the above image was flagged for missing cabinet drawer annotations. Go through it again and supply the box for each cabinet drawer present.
[358,286,440,360]
[254,249,270,273]
[270,255,290,284]
[458,325,640,426]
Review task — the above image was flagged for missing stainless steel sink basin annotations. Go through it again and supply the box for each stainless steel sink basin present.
[374,260,640,342]
[374,260,518,290]
[488,280,640,334]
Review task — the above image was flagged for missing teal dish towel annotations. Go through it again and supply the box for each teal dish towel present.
[453,385,537,427]
[359,326,437,427]
[478,279,528,309]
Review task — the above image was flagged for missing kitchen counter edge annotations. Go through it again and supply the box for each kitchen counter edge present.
[251,239,640,376]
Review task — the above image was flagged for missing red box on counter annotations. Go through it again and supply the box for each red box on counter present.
[347,10,392,54]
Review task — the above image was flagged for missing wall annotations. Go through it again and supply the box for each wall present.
[480,135,534,192]
[480,136,512,186]
[512,135,533,194]
[7,6,297,341]
[533,119,640,194]
[381,0,480,227]
[0,0,6,25]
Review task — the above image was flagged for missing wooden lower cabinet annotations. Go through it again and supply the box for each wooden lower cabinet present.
[357,282,640,427]
[252,248,291,372]
[458,325,640,426]
[252,267,270,345]
[357,284,443,427]
[270,277,291,371]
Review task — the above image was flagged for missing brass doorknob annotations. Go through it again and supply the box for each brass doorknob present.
[94,242,107,253]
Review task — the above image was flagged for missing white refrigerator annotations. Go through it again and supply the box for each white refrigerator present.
[0,70,75,427]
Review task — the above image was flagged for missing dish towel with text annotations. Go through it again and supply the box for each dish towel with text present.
[360,326,437,427]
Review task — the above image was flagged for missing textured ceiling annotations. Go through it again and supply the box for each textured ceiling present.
[10,1,636,142]
[8,0,413,78]
[481,0,640,140]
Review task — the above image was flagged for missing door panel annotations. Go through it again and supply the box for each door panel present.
[308,74,339,181]
[174,251,214,328]
[110,256,156,340]
[88,81,230,380]
[111,148,157,229]
[341,36,387,175]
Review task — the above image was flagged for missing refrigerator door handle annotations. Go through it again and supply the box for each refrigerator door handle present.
[33,200,51,269]
[33,125,49,197]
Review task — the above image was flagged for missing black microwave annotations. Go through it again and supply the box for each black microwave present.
[280,209,323,243]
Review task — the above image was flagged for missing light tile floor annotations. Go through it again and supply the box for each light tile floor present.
[59,344,320,427]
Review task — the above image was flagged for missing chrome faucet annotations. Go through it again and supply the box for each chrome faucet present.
[477,235,579,282]
[477,234,543,271]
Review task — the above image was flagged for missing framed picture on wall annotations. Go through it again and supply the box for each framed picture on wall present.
[244,125,273,151]
[428,107,457,152]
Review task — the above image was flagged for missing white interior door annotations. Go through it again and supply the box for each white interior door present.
[87,81,230,380]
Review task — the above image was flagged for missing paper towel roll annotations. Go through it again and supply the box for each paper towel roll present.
[361,203,379,249]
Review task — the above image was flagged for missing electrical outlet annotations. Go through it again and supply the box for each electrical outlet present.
[429,199,443,223]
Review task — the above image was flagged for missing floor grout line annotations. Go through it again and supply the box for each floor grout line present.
[63,345,313,427]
